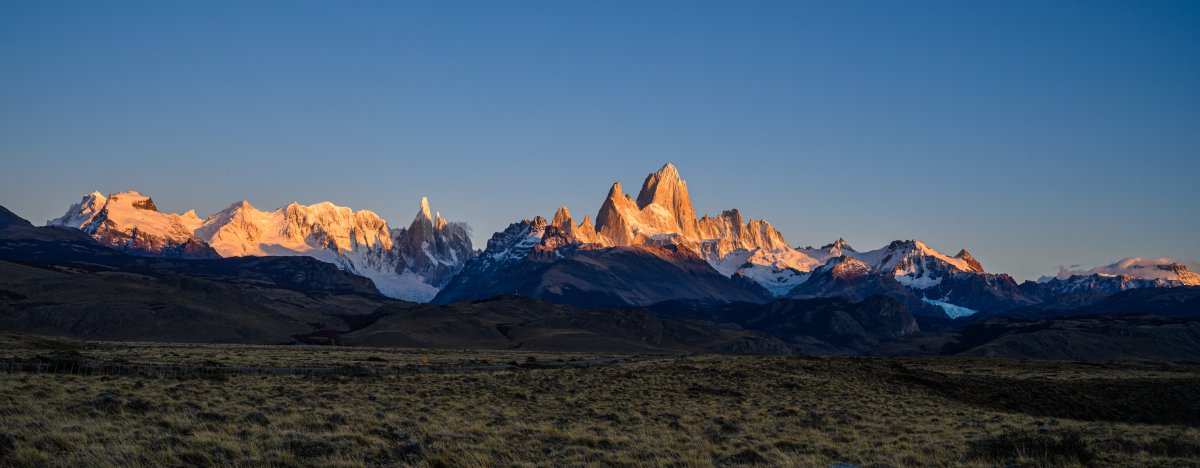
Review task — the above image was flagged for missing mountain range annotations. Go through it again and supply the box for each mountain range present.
[47,191,473,301]
[435,163,1198,319]
[2,192,1199,360]
[35,163,1200,318]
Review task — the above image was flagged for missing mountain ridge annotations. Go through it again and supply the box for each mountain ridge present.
[6,203,1200,360]
[33,163,1200,314]
[48,191,473,301]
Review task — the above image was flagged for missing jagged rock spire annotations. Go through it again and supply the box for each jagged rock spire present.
[590,163,792,253]
[552,205,572,228]
[608,182,624,199]
[820,238,855,254]
[634,162,699,238]
[594,182,639,245]
[418,196,432,222]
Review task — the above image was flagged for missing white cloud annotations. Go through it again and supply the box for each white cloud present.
[1043,257,1199,282]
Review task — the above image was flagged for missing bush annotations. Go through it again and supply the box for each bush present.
[968,430,1094,465]
[719,449,767,465]
[0,433,15,459]
[284,432,338,458]
[125,397,153,413]
[244,411,270,426]
[392,439,423,463]
[80,390,123,414]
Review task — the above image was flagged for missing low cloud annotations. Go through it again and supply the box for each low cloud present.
[1043,257,1199,282]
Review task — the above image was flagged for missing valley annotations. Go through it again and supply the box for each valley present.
[1,331,1198,466]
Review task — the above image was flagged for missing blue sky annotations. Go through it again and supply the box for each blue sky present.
[1,0,1197,280]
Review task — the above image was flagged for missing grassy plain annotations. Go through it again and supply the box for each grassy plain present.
[1,333,1198,467]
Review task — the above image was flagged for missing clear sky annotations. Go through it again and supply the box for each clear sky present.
[1,1,1197,280]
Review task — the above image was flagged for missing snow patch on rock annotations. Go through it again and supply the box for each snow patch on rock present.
[921,298,978,319]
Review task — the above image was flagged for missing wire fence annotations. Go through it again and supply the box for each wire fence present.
[0,357,628,378]
[0,360,511,378]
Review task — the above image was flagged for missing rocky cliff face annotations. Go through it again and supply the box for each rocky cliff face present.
[543,163,822,294]
[194,197,473,301]
[445,163,1036,313]
[391,197,475,288]
[593,164,701,246]
[43,167,1198,311]
[438,164,826,301]
[590,164,791,253]
[634,162,699,238]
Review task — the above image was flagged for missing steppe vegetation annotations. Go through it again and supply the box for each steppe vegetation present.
[1,333,1198,467]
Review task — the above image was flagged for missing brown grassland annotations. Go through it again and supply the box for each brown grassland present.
[1,333,1199,467]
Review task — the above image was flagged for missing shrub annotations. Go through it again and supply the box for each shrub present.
[244,412,270,426]
[719,449,767,465]
[125,397,153,413]
[967,430,1094,465]
[0,433,15,460]
[392,439,423,463]
[80,390,123,414]
[284,432,338,458]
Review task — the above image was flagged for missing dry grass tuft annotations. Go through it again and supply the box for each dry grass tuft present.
[1,340,1198,466]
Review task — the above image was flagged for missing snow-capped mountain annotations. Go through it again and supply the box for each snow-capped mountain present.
[786,239,1034,318]
[438,163,1027,314]
[797,238,856,264]
[48,191,216,258]
[1038,274,1177,295]
[195,198,411,297]
[392,198,476,289]
[534,163,823,294]
[848,240,984,289]
[590,164,799,255]
[434,215,767,307]
[787,255,880,297]
[435,163,821,304]
[47,191,107,229]
[1043,257,1200,285]
[196,200,393,259]
[786,255,951,317]
[474,216,559,271]
[1036,257,1200,295]
[44,171,1197,314]
[792,240,1198,319]
[50,192,473,301]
